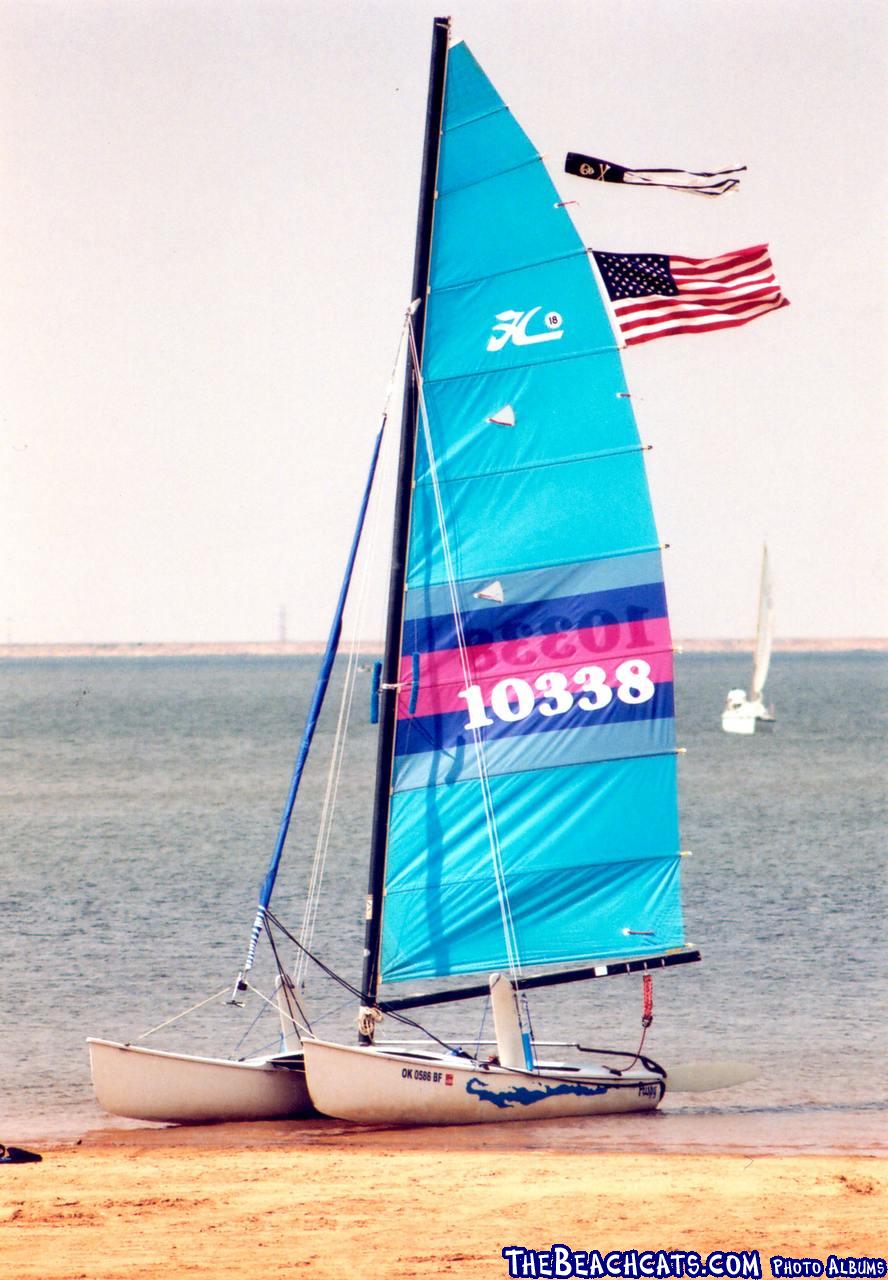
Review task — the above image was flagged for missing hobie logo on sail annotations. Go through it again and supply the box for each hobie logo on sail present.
[487,307,564,352]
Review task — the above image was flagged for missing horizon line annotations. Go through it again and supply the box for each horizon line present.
[1,637,885,658]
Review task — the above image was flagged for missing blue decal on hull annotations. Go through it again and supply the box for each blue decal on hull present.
[466,1076,610,1109]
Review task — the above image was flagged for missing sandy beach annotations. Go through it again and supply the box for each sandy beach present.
[1,1121,884,1280]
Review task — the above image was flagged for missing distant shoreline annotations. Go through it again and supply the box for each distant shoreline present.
[0,637,884,659]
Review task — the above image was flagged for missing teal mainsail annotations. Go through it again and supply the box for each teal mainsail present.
[378,42,685,986]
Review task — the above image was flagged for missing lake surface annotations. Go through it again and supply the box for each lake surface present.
[1,652,885,1152]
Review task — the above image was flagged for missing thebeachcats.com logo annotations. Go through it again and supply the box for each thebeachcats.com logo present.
[500,1249,887,1280]
[501,1248,763,1278]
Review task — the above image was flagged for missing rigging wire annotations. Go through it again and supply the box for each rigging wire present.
[293,313,411,987]
[472,995,491,1059]
[265,908,470,1058]
[262,914,313,1035]
[230,991,277,1057]
[137,986,231,1041]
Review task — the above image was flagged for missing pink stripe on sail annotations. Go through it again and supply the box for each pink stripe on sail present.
[398,632,674,721]
[400,615,672,688]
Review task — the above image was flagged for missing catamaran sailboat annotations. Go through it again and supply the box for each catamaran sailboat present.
[300,18,734,1126]
[91,17,755,1129]
[722,544,776,735]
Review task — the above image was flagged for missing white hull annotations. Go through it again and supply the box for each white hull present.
[721,694,775,735]
[302,1037,665,1126]
[88,1038,314,1124]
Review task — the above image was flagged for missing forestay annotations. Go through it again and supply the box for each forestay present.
[380,42,685,984]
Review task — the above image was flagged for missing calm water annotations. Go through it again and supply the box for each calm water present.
[1,652,885,1151]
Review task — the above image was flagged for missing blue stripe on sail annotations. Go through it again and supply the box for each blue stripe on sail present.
[437,123,536,197]
[404,550,665,622]
[389,755,679,884]
[395,681,673,758]
[404,581,667,656]
[437,123,537,198]
[382,855,684,983]
[382,753,682,983]
[439,42,503,131]
[424,253,618,384]
[432,167,583,291]
[414,355,637,489]
[430,47,604,312]
[392,715,677,793]
[407,450,659,589]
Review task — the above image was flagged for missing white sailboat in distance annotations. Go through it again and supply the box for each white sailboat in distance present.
[722,544,776,735]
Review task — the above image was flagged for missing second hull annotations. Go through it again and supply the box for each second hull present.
[88,1038,315,1124]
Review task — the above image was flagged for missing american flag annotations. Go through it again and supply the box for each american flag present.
[592,245,789,347]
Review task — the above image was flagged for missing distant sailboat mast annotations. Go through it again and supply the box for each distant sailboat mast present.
[749,544,774,701]
[722,543,775,733]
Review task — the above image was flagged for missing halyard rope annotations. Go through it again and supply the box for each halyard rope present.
[406,317,523,986]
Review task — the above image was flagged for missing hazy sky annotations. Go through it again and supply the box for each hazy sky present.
[3,0,885,642]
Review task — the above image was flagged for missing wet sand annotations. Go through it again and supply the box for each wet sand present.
[1,1121,884,1279]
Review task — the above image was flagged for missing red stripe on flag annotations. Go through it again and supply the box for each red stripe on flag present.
[613,284,782,322]
[668,244,769,269]
[618,291,786,327]
[622,297,790,346]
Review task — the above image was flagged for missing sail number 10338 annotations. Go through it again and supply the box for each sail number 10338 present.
[456,660,655,730]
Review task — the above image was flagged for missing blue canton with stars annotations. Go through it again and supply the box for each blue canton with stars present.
[593,252,678,300]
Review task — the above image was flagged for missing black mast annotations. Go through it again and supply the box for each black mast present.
[359,16,450,1031]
